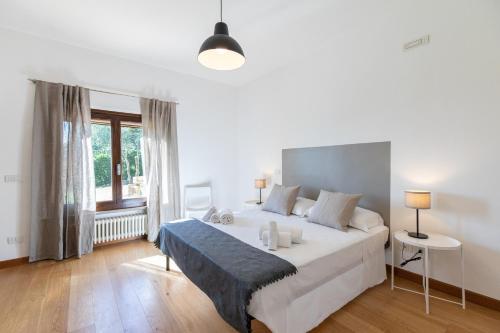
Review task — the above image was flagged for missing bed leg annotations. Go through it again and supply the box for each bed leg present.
[166,255,170,271]
[247,315,254,332]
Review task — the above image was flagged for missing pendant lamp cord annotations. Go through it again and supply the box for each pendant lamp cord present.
[220,0,223,22]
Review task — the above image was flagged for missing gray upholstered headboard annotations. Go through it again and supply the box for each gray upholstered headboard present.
[282,141,391,228]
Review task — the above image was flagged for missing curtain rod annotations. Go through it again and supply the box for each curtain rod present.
[28,79,179,105]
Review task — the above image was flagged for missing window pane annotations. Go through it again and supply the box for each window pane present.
[91,122,113,202]
[121,125,144,199]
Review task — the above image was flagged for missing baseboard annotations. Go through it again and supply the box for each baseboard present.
[0,256,29,270]
[388,265,500,312]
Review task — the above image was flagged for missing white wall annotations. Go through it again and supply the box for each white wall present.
[236,0,500,299]
[0,28,238,261]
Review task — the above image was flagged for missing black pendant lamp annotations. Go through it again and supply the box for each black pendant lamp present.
[198,0,245,70]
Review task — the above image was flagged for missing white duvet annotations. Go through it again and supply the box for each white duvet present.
[208,208,389,309]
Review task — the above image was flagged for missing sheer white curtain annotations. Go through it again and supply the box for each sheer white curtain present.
[141,98,181,241]
[30,81,96,261]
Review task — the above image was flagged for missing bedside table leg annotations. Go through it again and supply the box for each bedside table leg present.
[461,246,466,309]
[391,232,394,290]
[422,250,426,290]
[425,247,429,314]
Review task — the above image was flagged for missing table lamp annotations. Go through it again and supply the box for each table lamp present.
[405,190,431,239]
[254,179,266,205]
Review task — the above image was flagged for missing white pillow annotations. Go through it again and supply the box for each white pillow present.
[291,197,316,217]
[348,207,384,232]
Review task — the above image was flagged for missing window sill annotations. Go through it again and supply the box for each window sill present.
[96,198,147,212]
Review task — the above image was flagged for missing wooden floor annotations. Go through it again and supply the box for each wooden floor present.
[0,240,499,333]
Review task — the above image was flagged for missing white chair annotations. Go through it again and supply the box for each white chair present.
[183,183,212,218]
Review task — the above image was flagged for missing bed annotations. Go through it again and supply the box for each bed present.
[156,141,391,333]
[210,208,388,333]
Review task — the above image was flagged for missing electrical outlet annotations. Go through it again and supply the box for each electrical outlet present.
[6,236,24,245]
[4,175,21,183]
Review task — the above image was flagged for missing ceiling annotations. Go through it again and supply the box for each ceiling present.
[0,0,357,86]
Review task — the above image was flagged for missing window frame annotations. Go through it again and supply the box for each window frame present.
[91,109,146,211]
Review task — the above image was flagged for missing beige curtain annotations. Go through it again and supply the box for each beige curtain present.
[30,81,96,262]
[141,98,181,241]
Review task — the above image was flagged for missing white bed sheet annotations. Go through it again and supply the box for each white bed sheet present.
[208,209,389,332]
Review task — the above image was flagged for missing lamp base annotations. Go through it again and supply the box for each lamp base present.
[408,231,428,239]
[256,201,263,205]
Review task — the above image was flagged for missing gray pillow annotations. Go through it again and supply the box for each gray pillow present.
[262,185,301,216]
[307,190,362,231]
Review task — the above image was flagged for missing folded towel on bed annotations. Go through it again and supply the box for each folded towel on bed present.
[262,230,292,248]
[202,206,217,222]
[219,209,234,225]
[210,213,220,223]
[268,221,278,251]
[259,224,303,244]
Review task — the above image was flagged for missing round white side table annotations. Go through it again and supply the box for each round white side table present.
[243,200,264,209]
[391,230,465,314]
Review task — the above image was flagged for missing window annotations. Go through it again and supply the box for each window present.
[91,110,146,211]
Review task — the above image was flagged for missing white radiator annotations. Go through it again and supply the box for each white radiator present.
[94,214,147,244]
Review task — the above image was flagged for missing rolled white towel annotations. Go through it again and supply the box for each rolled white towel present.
[259,224,303,244]
[202,206,217,222]
[219,209,234,225]
[268,221,278,251]
[210,213,220,223]
[262,231,292,248]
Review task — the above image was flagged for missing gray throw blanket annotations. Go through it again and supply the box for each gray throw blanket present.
[154,219,297,333]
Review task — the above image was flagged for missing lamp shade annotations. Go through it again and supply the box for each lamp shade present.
[405,190,431,209]
[198,22,245,71]
[254,179,266,189]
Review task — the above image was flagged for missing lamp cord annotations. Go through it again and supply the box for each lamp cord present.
[401,243,422,266]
